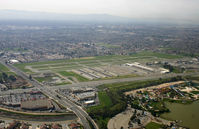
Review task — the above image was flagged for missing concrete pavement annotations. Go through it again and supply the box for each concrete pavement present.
[0,60,98,129]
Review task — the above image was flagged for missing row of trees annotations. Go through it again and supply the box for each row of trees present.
[0,72,16,83]
[163,64,185,73]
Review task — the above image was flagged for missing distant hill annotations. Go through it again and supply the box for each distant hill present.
[0,10,132,23]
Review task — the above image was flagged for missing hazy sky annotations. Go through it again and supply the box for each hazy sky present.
[0,0,199,22]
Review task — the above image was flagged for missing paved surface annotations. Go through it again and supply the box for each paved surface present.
[50,72,197,90]
[0,60,198,129]
[0,60,98,129]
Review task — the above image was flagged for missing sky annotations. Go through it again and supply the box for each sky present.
[0,0,199,23]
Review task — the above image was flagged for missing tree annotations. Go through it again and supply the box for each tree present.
[0,78,3,83]
[137,119,141,125]
[9,75,16,81]
[2,72,8,82]
[29,75,32,80]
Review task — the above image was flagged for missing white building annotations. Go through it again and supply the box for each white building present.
[159,68,170,74]
[9,59,19,64]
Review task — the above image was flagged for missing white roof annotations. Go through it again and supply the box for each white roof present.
[10,59,19,63]
[84,100,95,104]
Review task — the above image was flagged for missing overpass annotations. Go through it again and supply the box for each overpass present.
[0,60,98,129]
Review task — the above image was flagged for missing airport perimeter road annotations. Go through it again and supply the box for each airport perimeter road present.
[0,60,98,129]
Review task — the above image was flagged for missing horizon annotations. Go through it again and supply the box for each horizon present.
[0,9,198,25]
[0,0,199,24]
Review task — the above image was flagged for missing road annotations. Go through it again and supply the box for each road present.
[50,72,197,90]
[0,60,97,129]
[0,60,198,129]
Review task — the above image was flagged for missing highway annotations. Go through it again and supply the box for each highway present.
[0,60,198,129]
[0,60,97,129]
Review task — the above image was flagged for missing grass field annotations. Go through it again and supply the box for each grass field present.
[14,63,34,73]
[191,91,199,94]
[58,71,89,82]
[96,42,120,49]
[87,91,112,112]
[131,51,183,59]
[34,76,71,86]
[0,63,9,72]
[0,63,16,76]
[34,76,52,82]
[14,51,183,74]
[87,91,112,116]
[145,122,163,129]
[13,51,184,85]
[14,51,183,70]
[0,107,75,122]
[87,76,183,129]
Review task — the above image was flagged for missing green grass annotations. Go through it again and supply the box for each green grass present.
[0,63,16,76]
[14,51,183,71]
[185,76,199,81]
[68,77,74,81]
[87,91,113,129]
[145,122,163,129]
[96,42,120,49]
[87,76,183,129]
[98,76,183,92]
[54,82,71,86]
[191,91,199,94]
[148,101,168,113]
[40,65,83,71]
[88,91,112,111]
[14,63,34,73]
[0,72,16,79]
[79,61,98,65]
[98,92,114,108]
[31,65,49,69]
[0,108,74,118]
[130,51,183,59]
[34,76,52,82]
[0,63,9,72]
[58,71,89,82]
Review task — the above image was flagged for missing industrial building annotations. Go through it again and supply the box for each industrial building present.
[125,62,154,72]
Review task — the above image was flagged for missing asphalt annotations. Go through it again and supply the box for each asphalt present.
[0,60,98,129]
[50,72,196,90]
[0,60,198,129]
